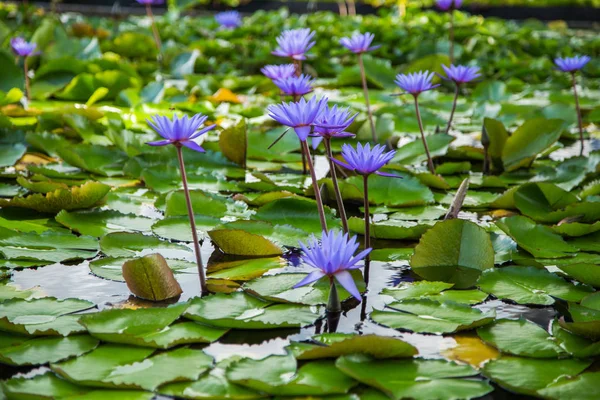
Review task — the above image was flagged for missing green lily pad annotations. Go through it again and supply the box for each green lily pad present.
[538,371,600,400]
[371,299,495,334]
[289,334,417,360]
[0,334,99,366]
[382,281,488,305]
[335,354,493,400]
[348,217,433,240]
[151,215,221,242]
[226,353,356,396]
[482,356,591,396]
[213,220,307,248]
[208,229,284,256]
[219,119,247,167]
[345,174,434,207]
[164,190,228,218]
[79,303,227,348]
[89,257,196,281]
[557,263,600,288]
[392,134,454,166]
[477,266,593,305]
[477,319,566,358]
[122,253,183,301]
[0,297,94,336]
[184,292,321,329]
[208,257,285,282]
[552,323,600,358]
[495,215,579,258]
[99,232,191,258]
[253,197,340,235]
[1,371,86,399]
[558,302,600,341]
[56,209,155,237]
[410,219,495,288]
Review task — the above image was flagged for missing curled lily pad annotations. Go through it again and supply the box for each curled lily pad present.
[0,181,110,213]
[184,292,321,329]
[410,219,495,288]
[552,323,600,358]
[0,297,95,336]
[558,302,600,341]
[90,257,196,282]
[335,354,493,400]
[371,299,495,335]
[122,254,183,301]
[79,303,227,348]
[1,371,86,399]
[0,334,99,366]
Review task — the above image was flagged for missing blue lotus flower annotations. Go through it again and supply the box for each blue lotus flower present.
[394,71,440,97]
[146,114,216,152]
[339,32,380,54]
[294,230,371,301]
[215,11,242,29]
[441,64,481,84]
[272,28,316,61]
[267,96,328,141]
[332,143,396,176]
[261,64,297,80]
[436,0,462,11]
[555,56,591,73]
[313,105,357,138]
[10,37,37,57]
[136,0,164,4]
[273,74,314,97]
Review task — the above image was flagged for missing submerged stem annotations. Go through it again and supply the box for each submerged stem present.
[358,54,377,142]
[571,72,585,156]
[176,145,208,295]
[362,175,371,285]
[327,277,341,313]
[301,140,328,232]
[146,4,162,59]
[414,96,436,175]
[324,137,348,233]
[445,84,460,134]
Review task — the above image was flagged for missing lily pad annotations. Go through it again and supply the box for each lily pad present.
[152,215,221,242]
[382,281,488,305]
[122,254,183,301]
[56,209,155,237]
[0,334,99,366]
[1,371,87,399]
[99,232,191,258]
[90,257,195,281]
[253,197,340,235]
[348,217,433,240]
[345,174,434,207]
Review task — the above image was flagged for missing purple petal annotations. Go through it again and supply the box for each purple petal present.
[293,270,326,289]
[375,171,402,178]
[181,141,206,153]
[294,126,312,141]
[146,139,172,146]
[334,270,362,301]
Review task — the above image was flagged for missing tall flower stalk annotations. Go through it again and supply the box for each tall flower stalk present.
[293,230,371,312]
[332,143,396,282]
[313,105,358,233]
[10,37,37,102]
[439,64,480,133]
[340,33,381,142]
[146,114,216,295]
[137,0,163,58]
[435,0,463,64]
[394,71,440,174]
[268,97,329,231]
[555,55,591,156]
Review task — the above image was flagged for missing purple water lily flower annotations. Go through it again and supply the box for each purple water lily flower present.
[555,56,591,73]
[272,28,316,61]
[332,143,396,177]
[267,96,328,141]
[394,71,440,97]
[294,230,371,301]
[436,0,462,11]
[441,64,481,84]
[274,74,314,97]
[313,105,357,138]
[339,32,380,54]
[136,0,164,4]
[146,114,216,153]
[10,37,37,57]
[215,11,242,29]
[261,64,297,80]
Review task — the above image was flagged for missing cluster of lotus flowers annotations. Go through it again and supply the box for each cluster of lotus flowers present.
[10,3,593,309]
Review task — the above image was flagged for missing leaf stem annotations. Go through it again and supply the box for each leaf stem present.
[571,72,585,156]
[145,4,162,60]
[23,57,30,103]
[327,277,341,312]
[362,174,371,285]
[175,145,208,295]
[301,140,328,232]
[445,84,460,134]
[358,54,377,142]
[449,10,455,64]
[324,137,348,233]
[413,96,436,175]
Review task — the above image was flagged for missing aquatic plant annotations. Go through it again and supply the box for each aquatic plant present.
[273,74,314,98]
[215,10,242,29]
[394,71,439,174]
[440,64,481,133]
[10,37,37,101]
[340,32,380,142]
[136,0,163,56]
[435,0,463,63]
[146,113,216,294]
[294,230,371,311]
[555,55,591,156]
[272,28,316,76]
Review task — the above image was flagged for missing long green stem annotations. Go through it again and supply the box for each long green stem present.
[301,140,328,232]
[327,277,341,312]
[414,96,436,174]
[571,72,585,156]
[449,10,455,64]
[445,84,460,134]
[362,175,371,285]
[176,145,208,295]
[358,54,377,142]
[23,57,30,102]
[146,4,162,59]
[324,137,348,233]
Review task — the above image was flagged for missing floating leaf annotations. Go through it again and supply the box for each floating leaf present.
[152,215,220,242]
[184,292,321,329]
[219,120,247,167]
[122,254,183,301]
[90,257,195,281]
[0,334,99,366]
[335,354,493,400]
[442,334,500,368]
[557,263,600,288]
[372,299,495,334]
[552,323,600,358]
[345,174,434,207]
[477,266,593,306]
[382,281,488,305]
[1,372,86,399]
[348,217,433,240]
[208,229,284,256]
[100,232,191,258]
[538,371,600,400]
[410,219,494,288]
[56,209,155,237]
[253,197,340,235]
